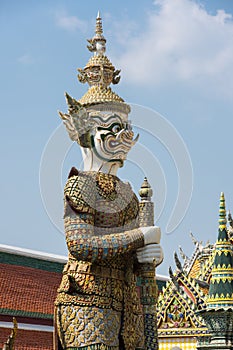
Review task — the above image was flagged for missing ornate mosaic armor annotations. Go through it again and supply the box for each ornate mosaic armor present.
[55,168,145,350]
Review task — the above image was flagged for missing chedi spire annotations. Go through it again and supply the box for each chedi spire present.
[207,192,233,310]
[197,193,233,349]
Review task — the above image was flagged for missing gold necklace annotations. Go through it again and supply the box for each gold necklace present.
[96,172,117,200]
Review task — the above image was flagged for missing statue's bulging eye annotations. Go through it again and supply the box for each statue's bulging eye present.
[112,124,121,133]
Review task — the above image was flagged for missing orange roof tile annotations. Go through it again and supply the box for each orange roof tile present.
[0,263,62,317]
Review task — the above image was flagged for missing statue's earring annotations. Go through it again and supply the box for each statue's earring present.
[78,131,92,148]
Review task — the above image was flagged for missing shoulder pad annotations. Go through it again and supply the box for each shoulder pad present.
[68,167,79,178]
[64,172,96,214]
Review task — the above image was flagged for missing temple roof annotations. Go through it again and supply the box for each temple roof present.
[0,245,167,349]
[0,263,61,319]
[158,193,233,342]
[157,237,212,339]
[0,245,65,320]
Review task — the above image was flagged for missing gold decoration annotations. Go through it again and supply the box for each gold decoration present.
[85,55,114,70]
[78,86,124,106]
[57,305,121,348]
[219,192,227,230]
[56,169,145,350]
[96,172,117,200]
[2,318,17,350]
[76,13,130,112]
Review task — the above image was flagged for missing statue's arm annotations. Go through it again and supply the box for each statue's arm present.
[65,206,144,262]
[63,171,145,261]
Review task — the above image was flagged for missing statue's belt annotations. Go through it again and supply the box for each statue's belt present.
[91,265,125,281]
[64,260,125,281]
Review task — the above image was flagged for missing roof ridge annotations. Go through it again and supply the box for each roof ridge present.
[0,244,67,263]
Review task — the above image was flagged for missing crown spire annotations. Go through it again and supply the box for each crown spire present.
[96,11,103,35]
[86,11,106,56]
[77,13,128,110]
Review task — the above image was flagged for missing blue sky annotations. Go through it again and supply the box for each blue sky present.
[1,0,233,275]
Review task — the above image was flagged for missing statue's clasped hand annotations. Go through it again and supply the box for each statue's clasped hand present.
[137,226,164,266]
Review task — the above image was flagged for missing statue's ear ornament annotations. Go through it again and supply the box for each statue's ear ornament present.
[59,92,94,148]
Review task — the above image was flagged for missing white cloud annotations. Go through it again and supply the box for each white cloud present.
[56,12,87,32]
[18,54,34,64]
[111,0,233,98]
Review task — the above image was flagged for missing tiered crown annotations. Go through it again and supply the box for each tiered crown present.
[77,12,130,113]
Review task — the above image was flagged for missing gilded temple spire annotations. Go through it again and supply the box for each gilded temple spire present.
[197,194,233,349]
[219,191,227,232]
[207,192,233,310]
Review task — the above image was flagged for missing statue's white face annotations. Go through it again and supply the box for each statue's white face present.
[90,114,138,167]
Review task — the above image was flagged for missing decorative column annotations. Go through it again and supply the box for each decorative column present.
[138,178,159,350]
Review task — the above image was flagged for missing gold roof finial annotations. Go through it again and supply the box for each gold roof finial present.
[219,192,227,231]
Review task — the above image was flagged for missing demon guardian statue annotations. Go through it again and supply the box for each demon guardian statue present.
[54,13,163,350]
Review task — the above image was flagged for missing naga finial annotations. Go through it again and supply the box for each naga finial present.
[228,210,233,228]
[174,251,183,271]
[2,318,17,350]
[179,245,188,261]
[190,231,198,245]
[219,192,227,231]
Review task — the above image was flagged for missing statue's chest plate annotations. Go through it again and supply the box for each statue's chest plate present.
[94,174,139,229]
[64,171,139,232]
[94,197,126,228]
